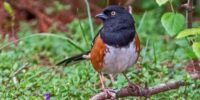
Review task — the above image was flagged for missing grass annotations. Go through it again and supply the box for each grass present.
[0,4,200,100]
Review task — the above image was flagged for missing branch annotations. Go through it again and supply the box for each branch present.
[90,73,200,100]
[187,0,193,28]
[181,0,193,28]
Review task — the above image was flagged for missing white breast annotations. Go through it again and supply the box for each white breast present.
[102,41,138,74]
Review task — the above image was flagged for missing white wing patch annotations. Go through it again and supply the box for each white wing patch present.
[102,41,138,74]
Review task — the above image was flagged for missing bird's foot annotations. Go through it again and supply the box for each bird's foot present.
[128,82,150,98]
[127,82,141,95]
[102,88,118,99]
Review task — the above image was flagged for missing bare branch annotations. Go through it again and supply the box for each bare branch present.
[90,73,200,100]
[10,63,29,77]
[181,0,193,28]
[124,0,135,6]
[186,0,193,28]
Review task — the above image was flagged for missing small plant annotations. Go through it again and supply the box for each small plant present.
[157,0,200,59]
[177,28,200,58]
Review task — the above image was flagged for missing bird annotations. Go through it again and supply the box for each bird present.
[57,5,140,90]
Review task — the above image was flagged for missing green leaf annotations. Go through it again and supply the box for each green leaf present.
[176,27,200,38]
[3,1,13,15]
[156,0,168,6]
[161,12,185,36]
[192,42,200,58]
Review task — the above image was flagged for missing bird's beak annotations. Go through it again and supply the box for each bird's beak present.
[95,13,108,20]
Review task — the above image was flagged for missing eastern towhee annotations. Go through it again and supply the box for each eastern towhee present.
[57,5,140,89]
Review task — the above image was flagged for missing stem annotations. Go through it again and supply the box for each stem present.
[171,42,178,62]
[153,42,157,65]
[141,39,149,64]
[11,16,15,37]
[169,0,175,12]
[84,0,95,39]
[182,0,193,44]
[79,20,90,48]
[138,11,147,32]
[10,63,29,77]
[76,8,90,49]
[186,0,193,28]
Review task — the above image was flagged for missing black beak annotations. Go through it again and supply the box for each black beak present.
[95,13,108,20]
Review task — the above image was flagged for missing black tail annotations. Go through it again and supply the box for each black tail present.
[56,51,90,66]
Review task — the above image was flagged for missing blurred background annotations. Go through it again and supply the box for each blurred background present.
[0,0,200,99]
[0,0,200,38]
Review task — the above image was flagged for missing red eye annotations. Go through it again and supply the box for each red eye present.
[111,11,116,16]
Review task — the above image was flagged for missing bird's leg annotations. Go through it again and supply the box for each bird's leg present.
[122,72,140,93]
[99,72,105,90]
[99,72,117,99]
[109,74,115,85]
[122,72,133,85]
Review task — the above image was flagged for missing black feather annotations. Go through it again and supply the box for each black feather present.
[99,5,136,47]
[56,51,90,66]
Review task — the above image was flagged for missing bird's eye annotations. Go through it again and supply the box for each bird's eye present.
[111,11,116,16]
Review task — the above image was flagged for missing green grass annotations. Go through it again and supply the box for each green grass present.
[0,6,200,100]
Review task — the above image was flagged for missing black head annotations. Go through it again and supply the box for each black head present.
[96,5,136,47]
[96,5,133,22]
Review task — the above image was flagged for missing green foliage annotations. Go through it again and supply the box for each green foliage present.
[176,28,200,58]
[134,8,165,39]
[45,1,70,15]
[192,42,200,58]
[176,27,200,38]
[161,12,185,36]
[53,1,70,11]
[0,33,84,52]
[66,18,100,48]
[0,1,200,99]
[0,16,197,99]
[156,0,168,6]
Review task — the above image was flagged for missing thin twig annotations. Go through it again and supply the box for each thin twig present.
[124,0,135,6]
[11,63,29,77]
[182,0,193,28]
[181,0,193,45]
[186,0,193,28]
[9,63,29,84]
[169,0,175,12]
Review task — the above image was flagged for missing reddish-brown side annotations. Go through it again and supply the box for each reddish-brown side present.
[134,33,140,54]
[90,35,106,72]
[134,33,140,61]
